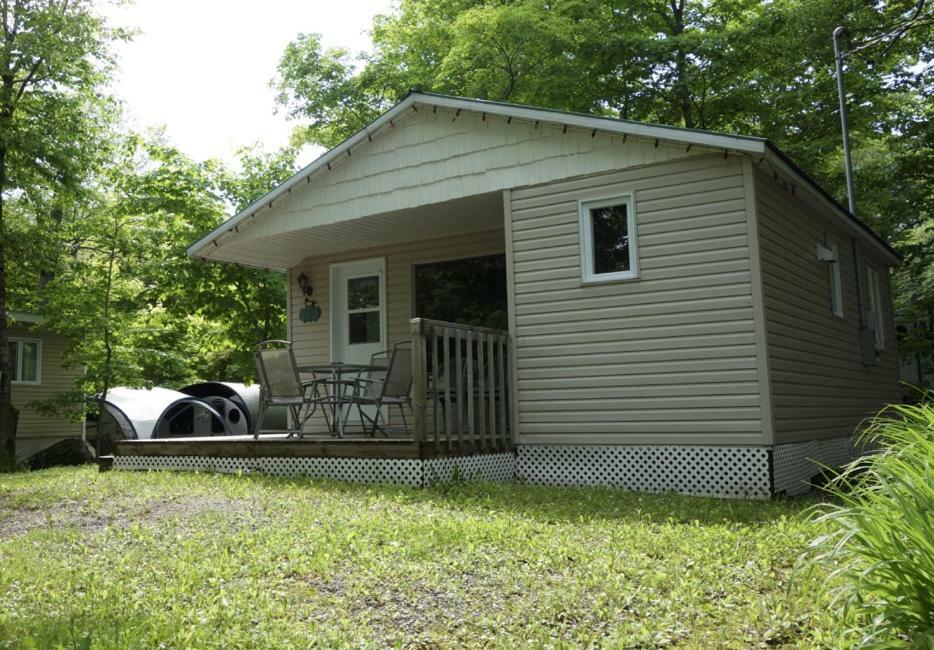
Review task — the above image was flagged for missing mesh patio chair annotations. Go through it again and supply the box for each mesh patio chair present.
[348,341,413,436]
[253,340,329,439]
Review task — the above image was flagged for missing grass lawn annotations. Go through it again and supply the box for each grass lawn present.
[0,467,844,649]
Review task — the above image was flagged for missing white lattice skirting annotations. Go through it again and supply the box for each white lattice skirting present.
[517,440,860,499]
[517,445,772,499]
[114,453,515,488]
[114,438,860,497]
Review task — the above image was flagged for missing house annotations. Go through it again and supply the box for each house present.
[118,92,900,497]
[7,312,84,461]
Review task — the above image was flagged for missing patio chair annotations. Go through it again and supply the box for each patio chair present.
[348,341,413,436]
[252,340,329,439]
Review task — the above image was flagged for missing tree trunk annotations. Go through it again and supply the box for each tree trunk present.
[0,145,21,460]
[95,217,118,458]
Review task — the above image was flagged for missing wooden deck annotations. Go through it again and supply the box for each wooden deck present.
[115,435,512,460]
[114,318,516,469]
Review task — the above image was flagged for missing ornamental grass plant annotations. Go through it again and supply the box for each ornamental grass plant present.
[803,399,934,648]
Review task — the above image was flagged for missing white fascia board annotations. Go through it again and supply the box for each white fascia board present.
[187,94,421,259]
[763,150,901,266]
[419,94,769,155]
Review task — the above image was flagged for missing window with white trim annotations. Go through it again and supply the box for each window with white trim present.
[827,240,844,318]
[866,266,885,350]
[579,194,638,283]
[7,339,41,384]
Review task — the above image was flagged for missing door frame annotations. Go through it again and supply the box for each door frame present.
[329,256,388,362]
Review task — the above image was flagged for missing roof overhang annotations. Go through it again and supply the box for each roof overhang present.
[189,92,900,267]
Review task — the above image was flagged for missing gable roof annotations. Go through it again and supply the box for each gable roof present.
[189,91,899,266]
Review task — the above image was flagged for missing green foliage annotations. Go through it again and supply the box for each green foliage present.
[0,0,124,194]
[272,33,383,148]
[0,467,849,647]
[1,0,127,448]
[35,136,293,398]
[802,400,934,647]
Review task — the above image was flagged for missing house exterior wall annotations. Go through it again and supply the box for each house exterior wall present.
[9,324,83,446]
[754,168,900,444]
[508,154,767,446]
[288,228,505,431]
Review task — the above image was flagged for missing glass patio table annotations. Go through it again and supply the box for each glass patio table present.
[298,362,386,437]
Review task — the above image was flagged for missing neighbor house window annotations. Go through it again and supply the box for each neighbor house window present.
[7,339,41,384]
[827,240,844,318]
[579,194,638,283]
[866,266,885,350]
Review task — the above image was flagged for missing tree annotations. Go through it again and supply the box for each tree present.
[0,0,121,458]
[38,135,295,418]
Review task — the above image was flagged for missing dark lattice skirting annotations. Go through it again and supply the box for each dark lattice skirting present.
[15,436,75,462]
[771,437,863,495]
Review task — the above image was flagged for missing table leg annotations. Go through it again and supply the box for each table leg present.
[332,369,342,438]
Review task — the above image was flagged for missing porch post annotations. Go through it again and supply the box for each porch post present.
[410,318,428,445]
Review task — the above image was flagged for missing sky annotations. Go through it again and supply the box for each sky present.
[98,0,395,168]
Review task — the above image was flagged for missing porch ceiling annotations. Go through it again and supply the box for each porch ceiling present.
[203,191,504,270]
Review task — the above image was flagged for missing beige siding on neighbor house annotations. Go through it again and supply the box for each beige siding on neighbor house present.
[755,168,900,443]
[288,229,505,432]
[9,325,83,439]
[508,154,766,446]
[213,107,710,268]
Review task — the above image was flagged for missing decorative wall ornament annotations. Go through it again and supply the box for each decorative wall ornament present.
[296,271,321,323]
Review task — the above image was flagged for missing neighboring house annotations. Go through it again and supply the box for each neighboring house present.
[183,92,900,497]
[7,312,84,461]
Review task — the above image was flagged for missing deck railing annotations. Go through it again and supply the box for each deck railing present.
[410,318,514,453]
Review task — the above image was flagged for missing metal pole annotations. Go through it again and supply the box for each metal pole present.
[834,26,857,215]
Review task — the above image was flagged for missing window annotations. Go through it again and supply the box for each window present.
[7,339,41,384]
[346,275,381,344]
[866,266,885,350]
[413,254,508,331]
[827,240,844,318]
[579,194,638,283]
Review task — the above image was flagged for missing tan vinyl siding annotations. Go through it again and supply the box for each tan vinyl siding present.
[755,168,900,443]
[289,229,505,432]
[509,155,765,445]
[9,325,83,439]
[214,108,709,267]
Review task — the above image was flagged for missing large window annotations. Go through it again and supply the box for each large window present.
[579,194,638,283]
[866,266,885,350]
[413,254,508,331]
[7,339,41,384]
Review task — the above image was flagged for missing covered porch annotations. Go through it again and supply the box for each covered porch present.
[113,317,516,485]
[115,189,517,471]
